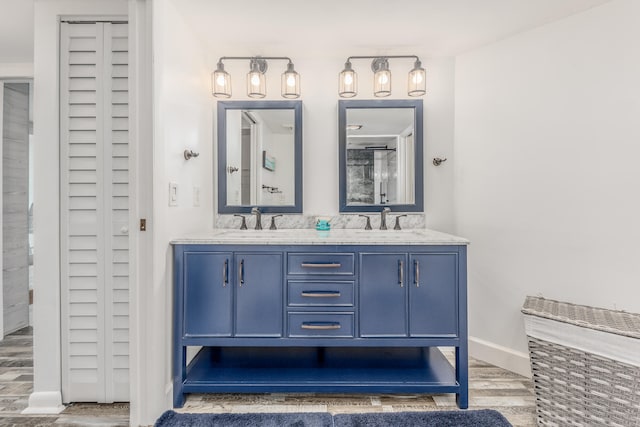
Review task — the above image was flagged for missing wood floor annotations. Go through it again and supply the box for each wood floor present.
[0,328,537,426]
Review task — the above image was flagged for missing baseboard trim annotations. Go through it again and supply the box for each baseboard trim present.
[22,391,65,414]
[469,336,532,378]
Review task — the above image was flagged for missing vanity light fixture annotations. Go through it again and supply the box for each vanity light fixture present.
[372,58,391,97]
[212,61,231,98]
[212,56,300,99]
[339,61,357,98]
[339,55,426,98]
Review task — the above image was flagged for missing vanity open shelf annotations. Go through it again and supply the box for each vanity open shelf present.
[172,236,468,408]
[182,346,458,394]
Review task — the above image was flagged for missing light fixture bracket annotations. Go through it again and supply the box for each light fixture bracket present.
[251,57,268,74]
[371,57,389,73]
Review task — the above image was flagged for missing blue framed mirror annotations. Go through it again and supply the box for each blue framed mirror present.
[338,99,424,212]
[218,100,303,214]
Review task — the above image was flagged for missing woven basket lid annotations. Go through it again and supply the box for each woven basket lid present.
[522,296,640,339]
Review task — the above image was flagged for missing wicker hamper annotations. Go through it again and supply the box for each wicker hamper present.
[522,296,640,427]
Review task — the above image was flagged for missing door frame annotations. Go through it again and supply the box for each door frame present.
[127,1,153,425]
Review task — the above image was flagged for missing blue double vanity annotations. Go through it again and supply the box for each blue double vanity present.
[172,229,469,408]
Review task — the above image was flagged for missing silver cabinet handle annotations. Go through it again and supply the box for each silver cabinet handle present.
[398,259,404,287]
[300,262,341,268]
[301,291,341,298]
[414,259,420,287]
[223,259,228,287]
[301,322,341,330]
[239,259,244,286]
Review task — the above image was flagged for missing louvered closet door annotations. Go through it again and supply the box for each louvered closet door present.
[60,21,129,403]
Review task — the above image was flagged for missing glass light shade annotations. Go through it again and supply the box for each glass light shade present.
[212,62,231,98]
[408,60,426,96]
[374,68,391,97]
[247,61,266,98]
[339,61,357,98]
[281,62,300,98]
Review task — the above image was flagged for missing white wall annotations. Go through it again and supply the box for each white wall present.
[455,0,640,375]
[28,0,127,414]
[265,132,295,205]
[142,0,214,424]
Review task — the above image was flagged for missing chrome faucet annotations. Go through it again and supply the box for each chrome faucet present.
[251,207,262,230]
[380,207,391,230]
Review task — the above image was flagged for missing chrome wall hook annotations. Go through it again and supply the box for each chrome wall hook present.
[184,149,200,160]
[433,157,447,166]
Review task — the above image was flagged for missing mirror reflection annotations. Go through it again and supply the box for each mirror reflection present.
[346,108,415,205]
[218,101,302,213]
[339,100,423,212]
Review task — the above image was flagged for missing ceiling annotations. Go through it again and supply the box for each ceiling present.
[181,0,611,58]
[0,0,611,64]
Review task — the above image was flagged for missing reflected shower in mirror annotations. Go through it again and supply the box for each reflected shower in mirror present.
[339,100,423,212]
[218,101,302,214]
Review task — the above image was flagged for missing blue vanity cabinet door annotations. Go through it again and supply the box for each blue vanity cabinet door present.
[183,251,233,337]
[359,253,408,337]
[234,252,283,337]
[409,253,458,337]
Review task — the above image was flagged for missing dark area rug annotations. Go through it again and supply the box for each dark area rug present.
[334,409,512,426]
[155,409,512,427]
[155,411,333,427]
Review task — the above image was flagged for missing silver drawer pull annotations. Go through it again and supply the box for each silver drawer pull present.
[301,291,341,298]
[301,322,341,330]
[301,262,342,268]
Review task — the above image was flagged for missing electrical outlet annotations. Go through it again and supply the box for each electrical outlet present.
[169,182,178,206]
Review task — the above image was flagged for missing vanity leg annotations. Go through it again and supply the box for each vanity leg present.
[455,345,469,409]
[173,346,187,408]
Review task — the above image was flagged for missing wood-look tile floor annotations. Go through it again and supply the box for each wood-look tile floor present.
[0,328,537,426]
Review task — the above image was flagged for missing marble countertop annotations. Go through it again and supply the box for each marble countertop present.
[171,228,469,245]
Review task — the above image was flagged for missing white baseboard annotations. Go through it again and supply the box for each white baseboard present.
[22,391,65,414]
[468,336,532,378]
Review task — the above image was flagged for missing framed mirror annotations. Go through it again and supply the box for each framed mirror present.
[338,99,423,212]
[218,100,302,213]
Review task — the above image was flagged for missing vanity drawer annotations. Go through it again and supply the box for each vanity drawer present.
[287,253,354,275]
[288,281,354,307]
[288,313,354,337]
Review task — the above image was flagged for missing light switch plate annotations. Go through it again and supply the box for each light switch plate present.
[169,182,178,206]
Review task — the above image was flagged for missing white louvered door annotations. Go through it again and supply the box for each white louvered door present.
[60,21,129,403]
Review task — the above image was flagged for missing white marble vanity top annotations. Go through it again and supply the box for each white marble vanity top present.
[171,228,469,245]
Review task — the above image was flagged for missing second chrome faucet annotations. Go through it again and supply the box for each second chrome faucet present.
[380,207,391,230]
[251,207,262,230]
[360,207,403,230]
